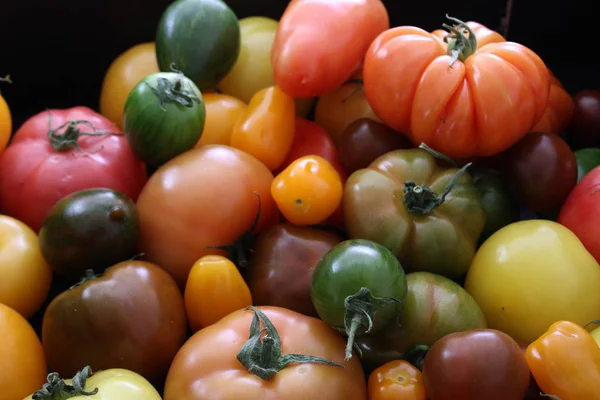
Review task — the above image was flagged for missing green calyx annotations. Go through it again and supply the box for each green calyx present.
[146,64,201,112]
[236,306,343,380]
[32,366,98,400]
[0,74,11,84]
[46,112,122,153]
[442,15,478,67]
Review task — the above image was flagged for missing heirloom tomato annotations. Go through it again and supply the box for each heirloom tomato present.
[368,360,427,400]
[99,42,159,130]
[465,220,600,344]
[136,145,279,288]
[343,148,485,278]
[195,93,247,148]
[569,89,600,148]
[164,306,367,400]
[363,16,550,159]
[272,0,389,98]
[0,107,147,233]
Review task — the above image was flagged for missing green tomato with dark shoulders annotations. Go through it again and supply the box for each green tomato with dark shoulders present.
[574,148,600,182]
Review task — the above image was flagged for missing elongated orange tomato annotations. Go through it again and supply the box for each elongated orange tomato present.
[272,155,343,226]
[364,16,550,159]
[184,255,252,332]
[195,93,247,148]
[368,360,427,400]
[230,86,296,171]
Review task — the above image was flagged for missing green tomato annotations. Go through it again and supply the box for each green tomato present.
[310,239,408,361]
[574,148,600,182]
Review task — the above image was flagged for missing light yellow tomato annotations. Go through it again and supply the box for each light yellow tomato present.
[0,215,53,319]
[99,42,159,129]
[591,326,600,347]
[464,219,600,344]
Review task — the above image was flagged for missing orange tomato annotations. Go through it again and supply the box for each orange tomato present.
[368,360,427,400]
[230,85,296,171]
[195,93,247,148]
[184,255,252,332]
[0,75,11,153]
[0,215,53,319]
[272,155,343,226]
[531,71,575,134]
[363,17,550,159]
[99,42,159,129]
[0,303,47,400]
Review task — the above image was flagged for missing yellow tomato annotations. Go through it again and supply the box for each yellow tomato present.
[195,93,247,148]
[184,255,252,332]
[464,220,600,344]
[0,303,47,400]
[0,215,53,319]
[0,91,11,153]
[99,42,159,129]
[591,326,600,347]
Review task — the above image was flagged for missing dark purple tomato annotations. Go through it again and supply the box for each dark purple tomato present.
[569,90,600,149]
[337,117,412,175]
[502,132,577,213]
[422,329,530,400]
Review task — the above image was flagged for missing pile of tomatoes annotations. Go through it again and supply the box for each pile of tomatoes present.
[2,0,600,399]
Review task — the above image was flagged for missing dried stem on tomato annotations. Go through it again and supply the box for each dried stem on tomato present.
[31,366,99,400]
[46,112,122,153]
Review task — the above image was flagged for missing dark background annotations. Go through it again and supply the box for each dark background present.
[0,0,596,132]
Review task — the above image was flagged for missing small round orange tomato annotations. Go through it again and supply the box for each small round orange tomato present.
[0,215,53,319]
[272,155,343,226]
[368,360,427,400]
[99,42,160,129]
[0,303,47,400]
[230,85,296,171]
[184,255,252,332]
[0,92,10,153]
[195,93,248,148]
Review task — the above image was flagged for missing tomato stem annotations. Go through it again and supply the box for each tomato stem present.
[442,15,478,67]
[46,112,122,153]
[145,74,201,112]
[31,366,98,400]
[69,269,103,289]
[0,74,12,84]
[418,143,457,167]
[236,306,343,380]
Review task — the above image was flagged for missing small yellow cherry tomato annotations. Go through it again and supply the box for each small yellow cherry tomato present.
[184,255,253,332]
[195,93,248,148]
[272,155,343,226]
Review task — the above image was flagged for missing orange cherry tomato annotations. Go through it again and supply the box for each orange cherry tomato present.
[99,42,159,129]
[230,85,296,171]
[195,93,248,148]
[184,255,253,332]
[368,360,427,400]
[0,303,47,400]
[272,155,343,226]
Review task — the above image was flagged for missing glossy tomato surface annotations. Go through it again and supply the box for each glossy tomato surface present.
[569,89,600,149]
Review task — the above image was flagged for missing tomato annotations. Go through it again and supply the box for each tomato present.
[41,260,188,384]
[0,303,47,400]
[464,220,600,344]
[574,148,600,182]
[195,93,247,148]
[311,239,408,360]
[502,132,576,213]
[0,215,52,319]
[531,72,575,135]
[422,329,530,400]
[272,0,389,98]
[344,148,485,278]
[568,89,600,149]
[24,366,162,400]
[591,326,600,347]
[363,17,550,159]
[272,155,343,226]
[368,360,427,400]
[136,145,279,288]
[338,117,413,175]
[99,42,159,130]
[0,107,148,233]
[184,254,252,332]
[164,306,367,400]
[558,166,600,265]
[230,85,296,171]
[314,78,381,145]
[0,75,11,153]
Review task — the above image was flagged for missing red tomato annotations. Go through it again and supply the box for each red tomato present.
[271,0,389,98]
[0,107,147,232]
[558,166,600,264]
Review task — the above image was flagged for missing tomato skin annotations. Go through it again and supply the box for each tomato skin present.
[184,255,252,332]
[99,42,159,130]
[0,107,148,233]
[422,329,530,400]
[0,92,11,153]
[0,303,47,400]
[574,148,600,182]
[272,0,389,98]
[230,85,296,171]
[195,93,247,148]
[137,144,279,288]
[568,89,600,149]
[368,360,427,400]
[363,23,550,159]
[272,155,343,226]
[164,306,367,400]
[531,72,575,135]
[0,215,52,319]
[502,132,576,213]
